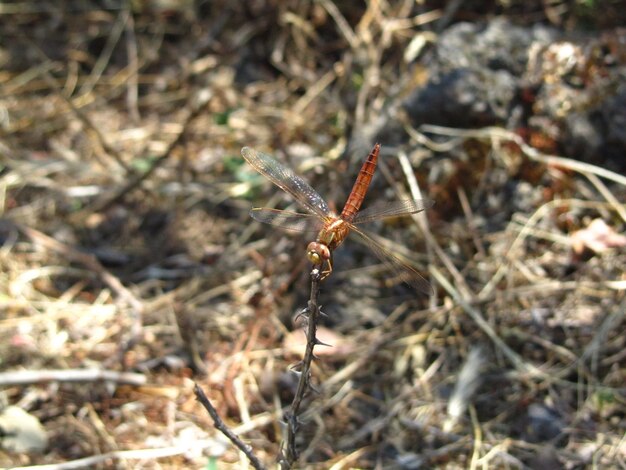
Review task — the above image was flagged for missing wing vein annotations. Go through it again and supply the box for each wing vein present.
[242,147,331,218]
[347,225,432,294]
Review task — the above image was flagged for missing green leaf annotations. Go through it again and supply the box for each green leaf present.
[131,156,158,173]
[214,109,232,126]
[205,457,218,470]
[223,155,244,174]
[352,72,364,90]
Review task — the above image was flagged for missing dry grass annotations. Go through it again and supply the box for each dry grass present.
[1,1,625,469]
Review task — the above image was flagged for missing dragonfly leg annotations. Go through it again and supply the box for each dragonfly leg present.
[319,254,333,280]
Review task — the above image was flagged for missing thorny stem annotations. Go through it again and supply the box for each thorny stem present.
[194,384,267,470]
[280,266,323,468]
[194,265,324,470]
[194,267,323,470]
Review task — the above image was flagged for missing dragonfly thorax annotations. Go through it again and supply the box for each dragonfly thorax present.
[306,218,351,265]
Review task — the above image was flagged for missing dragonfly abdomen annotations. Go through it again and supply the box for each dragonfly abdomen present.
[340,143,380,222]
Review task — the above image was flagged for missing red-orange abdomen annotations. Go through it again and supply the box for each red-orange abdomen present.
[340,144,380,222]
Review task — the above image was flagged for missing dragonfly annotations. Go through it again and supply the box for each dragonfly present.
[242,144,433,294]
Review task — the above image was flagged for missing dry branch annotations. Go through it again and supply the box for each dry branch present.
[0,369,146,387]
[280,267,324,468]
[194,384,267,470]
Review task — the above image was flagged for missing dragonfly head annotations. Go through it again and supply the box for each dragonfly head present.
[306,241,330,265]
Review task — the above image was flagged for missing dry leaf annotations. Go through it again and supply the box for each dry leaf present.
[570,218,626,255]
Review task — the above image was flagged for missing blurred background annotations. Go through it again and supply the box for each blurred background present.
[1,1,625,468]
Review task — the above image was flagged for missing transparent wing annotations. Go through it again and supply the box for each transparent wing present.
[347,224,433,295]
[242,147,331,218]
[250,208,323,233]
[352,199,434,224]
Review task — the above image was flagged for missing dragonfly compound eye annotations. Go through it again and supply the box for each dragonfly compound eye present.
[306,241,330,265]
[307,251,321,264]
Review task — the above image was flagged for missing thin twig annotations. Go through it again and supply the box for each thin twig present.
[193,383,267,470]
[584,172,626,223]
[281,266,323,468]
[419,124,626,187]
[318,0,359,49]
[397,149,475,299]
[124,5,141,122]
[11,440,227,470]
[79,9,129,96]
[0,369,146,387]
[457,186,487,258]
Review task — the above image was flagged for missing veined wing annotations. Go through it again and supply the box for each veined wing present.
[351,199,434,225]
[347,224,433,295]
[250,208,323,233]
[242,147,331,218]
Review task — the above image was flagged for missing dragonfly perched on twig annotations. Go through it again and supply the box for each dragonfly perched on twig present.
[242,144,433,294]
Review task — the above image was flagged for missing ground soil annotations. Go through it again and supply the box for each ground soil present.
[1,1,625,469]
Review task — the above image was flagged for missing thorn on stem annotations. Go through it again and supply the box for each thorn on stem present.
[313,337,332,347]
[290,360,304,370]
